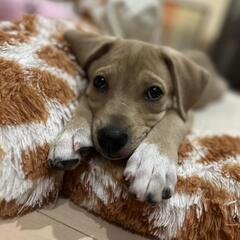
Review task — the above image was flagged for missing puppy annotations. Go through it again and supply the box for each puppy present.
[48,32,226,203]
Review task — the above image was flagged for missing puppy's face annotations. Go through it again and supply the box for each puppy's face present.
[65,32,208,160]
[87,41,173,159]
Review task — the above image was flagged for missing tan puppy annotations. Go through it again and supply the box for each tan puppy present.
[48,32,226,202]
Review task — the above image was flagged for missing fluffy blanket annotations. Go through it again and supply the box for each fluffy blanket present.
[0,15,83,216]
[63,133,240,240]
[0,16,239,240]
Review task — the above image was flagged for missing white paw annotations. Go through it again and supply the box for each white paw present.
[48,128,92,169]
[123,143,177,203]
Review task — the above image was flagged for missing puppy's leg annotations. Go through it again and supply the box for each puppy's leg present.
[48,96,92,169]
[124,110,191,202]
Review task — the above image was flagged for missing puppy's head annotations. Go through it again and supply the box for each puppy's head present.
[65,31,209,160]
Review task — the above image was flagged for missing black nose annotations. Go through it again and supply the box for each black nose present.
[97,126,128,155]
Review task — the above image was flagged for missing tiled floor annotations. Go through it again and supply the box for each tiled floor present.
[0,198,148,240]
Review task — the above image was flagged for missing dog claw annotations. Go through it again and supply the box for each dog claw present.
[146,193,157,204]
[162,187,172,200]
[124,172,133,181]
[74,142,81,151]
[136,191,145,201]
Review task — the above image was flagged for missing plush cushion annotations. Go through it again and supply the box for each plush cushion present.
[0,15,83,217]
[63,133,240,240]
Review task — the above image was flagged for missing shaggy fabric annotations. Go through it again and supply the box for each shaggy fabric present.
[63,133,240,240]
[0,15,84,217]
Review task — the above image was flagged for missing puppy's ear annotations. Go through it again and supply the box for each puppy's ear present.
[64,31,115,69]
[161,47,209,120]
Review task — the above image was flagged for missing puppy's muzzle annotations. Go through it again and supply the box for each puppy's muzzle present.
[97,126,128,156]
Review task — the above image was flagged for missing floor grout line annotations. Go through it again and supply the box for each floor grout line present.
[37,210,98,240]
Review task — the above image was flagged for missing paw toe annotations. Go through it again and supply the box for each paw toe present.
[73,142,81,151]
[146,193,158,204]
[56,158,81,170]
[161,187,172,200]
[49,157,81,170]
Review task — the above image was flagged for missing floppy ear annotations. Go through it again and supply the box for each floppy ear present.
[64,31,116,70]
[161,47,209,121]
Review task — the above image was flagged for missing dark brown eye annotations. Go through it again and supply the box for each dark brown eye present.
[93,75,108,91]
[145,86,163,101]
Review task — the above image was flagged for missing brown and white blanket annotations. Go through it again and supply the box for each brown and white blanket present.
[0,16,239,240]
[63,133,240,240]
[0,15,83,216]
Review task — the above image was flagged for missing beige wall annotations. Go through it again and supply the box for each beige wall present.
[165,0,231,46]
[195,0,231,44]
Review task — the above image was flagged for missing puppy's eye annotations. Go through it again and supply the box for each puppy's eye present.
[93,75,108,91]
[145,86,163,101]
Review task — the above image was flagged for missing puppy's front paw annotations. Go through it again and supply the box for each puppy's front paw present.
[48,128,92,170]
[124,143,177,203]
